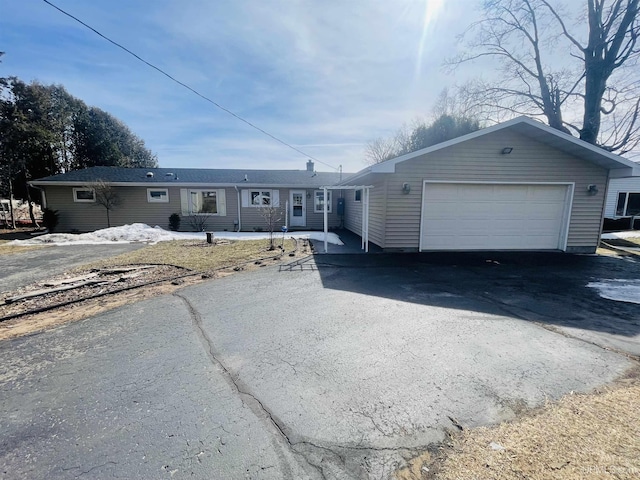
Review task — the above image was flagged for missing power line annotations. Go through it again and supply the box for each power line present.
[42,0,339,171]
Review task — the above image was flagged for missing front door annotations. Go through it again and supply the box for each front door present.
[290,190,306,227]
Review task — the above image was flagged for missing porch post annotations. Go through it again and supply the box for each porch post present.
[361,188,365,250]
[365,187,369,253]
[323,187,328,253]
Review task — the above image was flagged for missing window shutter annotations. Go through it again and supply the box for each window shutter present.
[241,190,249,207]
[218,189,226,216]
[180,189,189,215]
[272,190,280,207]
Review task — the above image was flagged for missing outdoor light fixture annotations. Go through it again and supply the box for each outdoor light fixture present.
[402,182,411,194]
[587,184,599,196]
[307,192,311,199]
[501,147,513,154]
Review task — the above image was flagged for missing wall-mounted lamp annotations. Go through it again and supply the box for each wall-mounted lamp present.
[587,184,599,196]
[402,182,411,194]
[306,192,311,199]
[501,147,513,155]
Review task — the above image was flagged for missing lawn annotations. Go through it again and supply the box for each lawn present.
[87,238,298,272]
[0,240,42,256]
[397,372,640,480]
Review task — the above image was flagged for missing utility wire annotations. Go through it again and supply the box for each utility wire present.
[42,0,339,171]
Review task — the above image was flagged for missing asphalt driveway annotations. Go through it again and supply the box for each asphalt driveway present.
[1,252,639,479]
[0,244,145,293]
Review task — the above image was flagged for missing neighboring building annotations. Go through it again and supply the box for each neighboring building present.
[604,177,640,221]
[30,161,347,232]
[339,117,639,254]
[0,198,43,227]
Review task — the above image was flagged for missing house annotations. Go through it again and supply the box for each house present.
[30,161,347,232]
[338,116,639,254]
[604,177,640,228]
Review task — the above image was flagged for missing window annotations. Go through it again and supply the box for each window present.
[147,188,169,203]
[314,190,332,213]
[616,192,640,216]
[73,188,95,203]
[354,189,362,202]
[190,190,218,214]
[251,190,271,206]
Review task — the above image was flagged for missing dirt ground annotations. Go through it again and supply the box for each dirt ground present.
[0,237,310,341]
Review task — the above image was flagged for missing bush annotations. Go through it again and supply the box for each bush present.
[42,208,60,232]
[169,213,181,231]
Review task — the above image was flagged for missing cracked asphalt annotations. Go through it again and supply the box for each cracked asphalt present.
[1,251,639,479]
[0,244,145,294]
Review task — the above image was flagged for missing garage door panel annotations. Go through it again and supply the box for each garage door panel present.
[421,183,569,251]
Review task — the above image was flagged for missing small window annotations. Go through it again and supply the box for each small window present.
[616,192,627,216]
[190,190,218,214]
[147,188,169,203]
[251,190,271,206]
[616,192,640,216]
[314,190,332,213]
[73,188,95,203]
[354,189,362,202]
[627,193,640,216]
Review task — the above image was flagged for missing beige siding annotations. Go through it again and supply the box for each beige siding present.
[239,188,340,231]
[384,129,607,251]
[45,185,341,233]
[343,175,387,248]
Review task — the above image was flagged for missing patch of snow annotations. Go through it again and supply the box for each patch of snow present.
[601,231,640,240]
[587,279,640,305]
[9,223,344,246]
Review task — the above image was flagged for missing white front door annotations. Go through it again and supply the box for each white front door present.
[290,190,306,227]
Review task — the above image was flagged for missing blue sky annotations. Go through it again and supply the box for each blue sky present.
[2,0,482,173]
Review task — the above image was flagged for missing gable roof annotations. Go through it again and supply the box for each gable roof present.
[31,166,347,188]
[342,116,639,183]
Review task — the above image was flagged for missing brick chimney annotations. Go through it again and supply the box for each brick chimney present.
[306,160,314,172]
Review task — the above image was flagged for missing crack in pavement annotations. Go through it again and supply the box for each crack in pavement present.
[173,292,438,479]
[173,293,320,479]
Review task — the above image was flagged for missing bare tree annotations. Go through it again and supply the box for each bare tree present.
[259,205,283,250]
[88,180,121,228]
[364,122,418,164]
[188,215,208,232]
[449,0,640,154]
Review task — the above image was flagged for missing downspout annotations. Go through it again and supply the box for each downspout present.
[234,185,242,232]
[30,184,47,209]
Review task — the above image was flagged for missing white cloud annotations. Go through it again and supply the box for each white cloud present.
[2,0,480,172]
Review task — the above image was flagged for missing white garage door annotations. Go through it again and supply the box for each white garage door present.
[420,183,571,251]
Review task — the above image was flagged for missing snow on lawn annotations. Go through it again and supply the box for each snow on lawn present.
[601,230,640,240]
[587,279,640,305]
[10,223,344,246]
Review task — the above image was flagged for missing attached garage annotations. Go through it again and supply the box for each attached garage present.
[341,116,639,254]
[420,182,572,251]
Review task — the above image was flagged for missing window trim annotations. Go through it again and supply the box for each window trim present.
[314,190,332,213]
[73,188,96,203]
[189,189,220,215]
[249,190,272,207]
[616,191,640,217]
[147,188,169,203]
[354,189,362,203]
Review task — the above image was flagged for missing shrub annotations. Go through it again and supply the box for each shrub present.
[42,208,60,232]
[169,213,181,231]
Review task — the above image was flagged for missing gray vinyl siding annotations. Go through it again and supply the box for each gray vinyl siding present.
[385,129,608,251]
[238,188,340,231]
[605,177,640,218]
[343,175,387,248]
[45,185,341,233]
